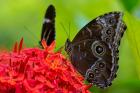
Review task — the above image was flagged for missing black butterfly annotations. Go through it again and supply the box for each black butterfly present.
[40,5,55,46]
[65,12,127,88]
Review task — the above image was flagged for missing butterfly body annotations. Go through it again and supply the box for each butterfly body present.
[65,12,127,88]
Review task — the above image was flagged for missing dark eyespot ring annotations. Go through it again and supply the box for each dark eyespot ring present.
[105,37,110,42]
[95,69,99,74]
[85,69,94,81]
[99,62,105,68]
[106,29,112,35]
[88,72,94,78]
[91,41,106,57]
[106,27,114,37]
[108,17,116,25]
[103,36,112,43]
[96,45,103,54]
[92,60,106,69]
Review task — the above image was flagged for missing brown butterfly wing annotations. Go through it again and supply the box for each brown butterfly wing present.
[66,12,127,88]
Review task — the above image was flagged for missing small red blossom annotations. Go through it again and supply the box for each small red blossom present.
[0,38,91,93]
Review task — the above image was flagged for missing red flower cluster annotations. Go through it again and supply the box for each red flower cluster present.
[0,38,91,93]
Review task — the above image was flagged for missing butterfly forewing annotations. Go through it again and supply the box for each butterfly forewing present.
[72,12,123,43]
[40,5,56,46]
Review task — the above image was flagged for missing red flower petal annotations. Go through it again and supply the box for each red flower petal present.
[0,39,91,93]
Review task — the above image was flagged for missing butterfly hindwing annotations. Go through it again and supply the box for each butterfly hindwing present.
[40,5,56,46]
[65,12,127,88]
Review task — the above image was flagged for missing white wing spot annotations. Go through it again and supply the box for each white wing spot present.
[44,18,51,23]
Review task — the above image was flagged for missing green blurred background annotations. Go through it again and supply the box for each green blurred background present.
[0,0,140,93]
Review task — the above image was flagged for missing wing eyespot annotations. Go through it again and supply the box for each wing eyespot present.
[99,62,105,68]
[105,27,115,37]
[95,69,100,74]
[106,29,112,35]
[96,45,103,54]
[91,41,106,57]
[101,27,115,43]
[108,18,116,25]
[89,72,94,78]
[85,69,94,83]
[105,37,110,42]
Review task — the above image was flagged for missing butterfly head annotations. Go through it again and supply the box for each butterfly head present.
[65,39,72,54]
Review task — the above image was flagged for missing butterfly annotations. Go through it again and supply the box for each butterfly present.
[65,12,127,88]
[40,5,55,46]
[40,5,127,89]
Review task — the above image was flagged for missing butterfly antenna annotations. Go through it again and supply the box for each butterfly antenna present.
[60,22,69,39]
[68,22,71,40]
[23,26,37,45]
